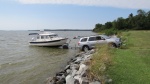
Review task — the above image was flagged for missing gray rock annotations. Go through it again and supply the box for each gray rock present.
[84,55,92,61]
[46,77,54,84]
[56,77,66,84]
[106,78,112,83]
[74,57,82,63]
[64,65,70,71]
[56,72,64,76]
[75,54,81,57]
[74,79,80,84]
[56,74,65,80]
[47,50,100,84]
[74,75,82,84]
[74,61,81,64]
[66,75,75,84]
[82,81,89,84]
[46,77,58,84]
[89,81,101,84]
[89,49,95,54]
[71,64,80,70]
[81,70,88,77]
[71,69,77,76]
[81,77,89,84]
[66,69,71,74]
[77,64,88,75]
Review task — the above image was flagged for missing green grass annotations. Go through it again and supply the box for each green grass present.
[90,31,150,84]
[90,45,112,84]
[107,31,150,84]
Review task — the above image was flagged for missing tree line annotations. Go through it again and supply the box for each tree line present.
[93,9,150,33]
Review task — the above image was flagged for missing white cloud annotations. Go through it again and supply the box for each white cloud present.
[17,0,150,9]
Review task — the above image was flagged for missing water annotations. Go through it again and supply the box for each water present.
[0,30,95,84]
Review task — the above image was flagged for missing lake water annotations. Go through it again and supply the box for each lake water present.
[0,30,95,84]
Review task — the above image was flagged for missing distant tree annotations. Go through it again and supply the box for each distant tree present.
[147,11,150,30]
[137,9,146,16]
[133,9,147,30]
[144,11,150,30]
[96,23,103,28]
[93,23,103,32]
[114,17,126,30]
[126,13,134,29]
[128,13,133,18]
[93,9,150,32]
[104,22,113,29]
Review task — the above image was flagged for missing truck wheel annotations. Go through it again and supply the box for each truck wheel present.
[82,46,89,52]
[108,43,117,48]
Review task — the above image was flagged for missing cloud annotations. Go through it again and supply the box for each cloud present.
[17,0,150,9]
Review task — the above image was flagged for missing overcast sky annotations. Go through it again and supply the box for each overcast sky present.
[0,0,150,30]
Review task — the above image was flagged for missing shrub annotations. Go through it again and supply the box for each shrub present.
[104,28,118,36]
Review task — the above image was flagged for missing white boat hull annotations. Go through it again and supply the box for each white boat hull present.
[29,38,67,47]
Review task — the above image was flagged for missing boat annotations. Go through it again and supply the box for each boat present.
[29,31,68,47]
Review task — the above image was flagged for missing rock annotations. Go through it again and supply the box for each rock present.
[56,77,66,84]
[46,49,104,84]
[106,78,112,83]
[77,64,88,75]
[89,81,101,84]
[69,58,77,63]
[82,81,89,84]
[89,49,95,54]
[74,61,81,64]
[81,77,89,84]
[46,77,54,84]
[46,77,58,84]
[53,77,59,83]
[74,75,82,84]
[74,75,90,84]
[64,65,70,71]
[66,69,71,74]
[66,75,75,84]
[74,79,80,84]
[56,74,65,80]
[71,69,77,76]
[81,70,88,77]
[74,57,82,63]
[75,54,81,57]
[84,55,92,61]
[71,64,80,70]
[56,72,64,76]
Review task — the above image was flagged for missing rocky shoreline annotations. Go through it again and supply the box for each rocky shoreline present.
[46,50,101,84]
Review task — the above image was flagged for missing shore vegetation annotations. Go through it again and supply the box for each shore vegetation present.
[93,9,150,35]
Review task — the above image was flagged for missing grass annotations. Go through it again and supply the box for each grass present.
[90,30,150,84]
[89,45,112,84]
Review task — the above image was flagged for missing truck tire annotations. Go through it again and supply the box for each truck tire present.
[82,45,89,52]
[108,43,117,48]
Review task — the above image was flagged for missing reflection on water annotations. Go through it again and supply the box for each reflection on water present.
[0,31,95,84]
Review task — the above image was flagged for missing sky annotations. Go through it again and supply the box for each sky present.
[0,0,150,30]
